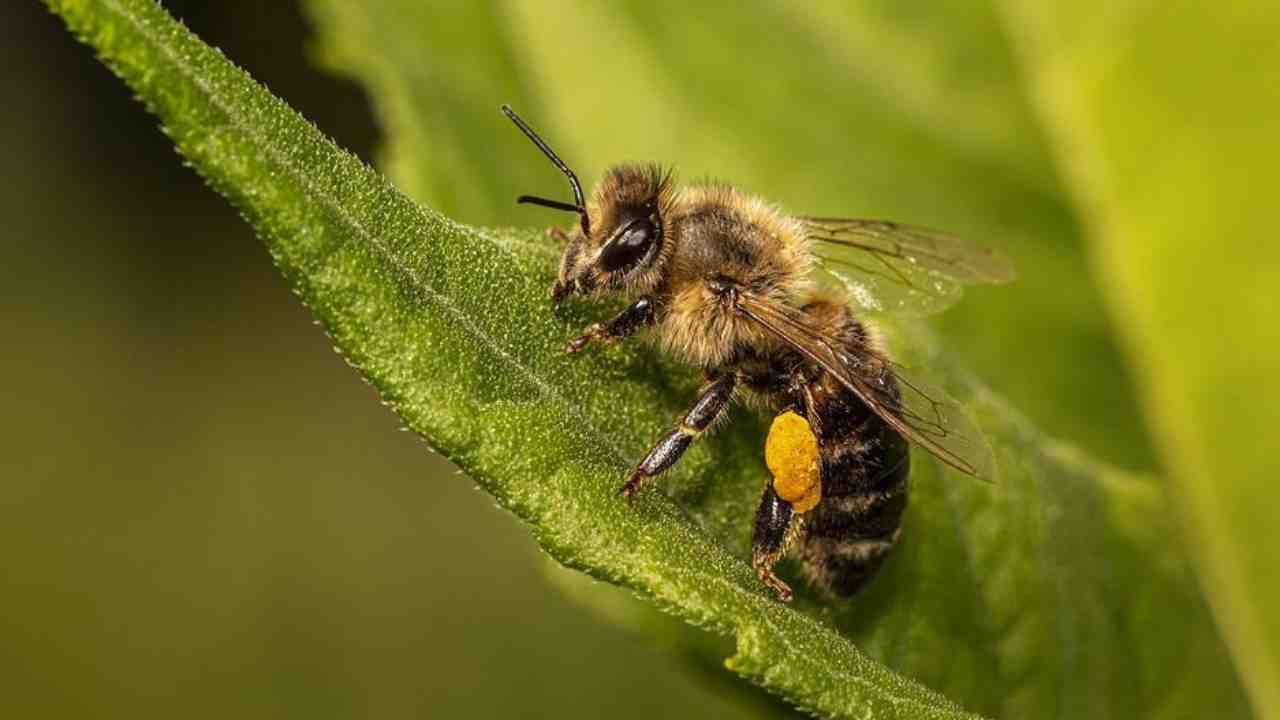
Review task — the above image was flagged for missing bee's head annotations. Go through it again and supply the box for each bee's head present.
[502,106,673,303]
[552,164,673,302]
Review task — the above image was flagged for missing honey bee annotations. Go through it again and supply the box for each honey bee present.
[502,106,1013,602]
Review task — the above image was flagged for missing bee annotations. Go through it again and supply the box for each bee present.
[502,106,1014,602]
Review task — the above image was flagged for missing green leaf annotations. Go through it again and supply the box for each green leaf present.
[1001,1,1280,716]
[47,0,1248,718]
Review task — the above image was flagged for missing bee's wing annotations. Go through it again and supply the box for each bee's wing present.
[800,217,1015,316]
[736,292,995,479]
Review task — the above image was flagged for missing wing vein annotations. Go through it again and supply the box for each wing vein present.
[735,294,989,478]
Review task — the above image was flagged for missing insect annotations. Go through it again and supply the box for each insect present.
[502,106,1014,601]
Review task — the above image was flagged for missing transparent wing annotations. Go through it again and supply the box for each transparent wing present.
[801,217,1015,316]
[736,292,995,479]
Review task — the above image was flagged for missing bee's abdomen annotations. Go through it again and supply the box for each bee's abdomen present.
[799,378,911,597]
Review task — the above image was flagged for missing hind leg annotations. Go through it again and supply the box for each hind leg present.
[751,484,804,602]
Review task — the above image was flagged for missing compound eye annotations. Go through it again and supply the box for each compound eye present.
[599,218,656,272]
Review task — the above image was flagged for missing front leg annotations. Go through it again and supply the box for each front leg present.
[566,297,656,353]
[621,374,736,500]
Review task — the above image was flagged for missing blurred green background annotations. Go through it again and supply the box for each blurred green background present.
[9,0,1280,717]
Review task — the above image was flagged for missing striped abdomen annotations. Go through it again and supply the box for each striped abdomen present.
[798,368,911,597]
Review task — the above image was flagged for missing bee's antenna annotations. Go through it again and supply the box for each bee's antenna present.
[516,195,583,214]
[502,104,591,236]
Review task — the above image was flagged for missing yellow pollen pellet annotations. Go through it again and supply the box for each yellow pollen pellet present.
[765,411,822,513]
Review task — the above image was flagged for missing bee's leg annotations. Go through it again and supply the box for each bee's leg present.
[620,373,736,500]
[751,484,801,602]
[546,226,569,243]
[566,297,656,353]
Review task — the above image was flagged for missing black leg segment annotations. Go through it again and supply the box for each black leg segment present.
[621,374,736,499]
[752,484,800,602]
[633,430,693,478]
[567,297,657,353]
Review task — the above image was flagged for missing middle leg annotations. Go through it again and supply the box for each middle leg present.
[621,373,736,500]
